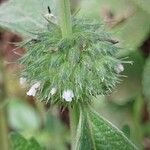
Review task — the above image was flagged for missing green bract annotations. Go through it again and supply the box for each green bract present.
[20,18,123,105]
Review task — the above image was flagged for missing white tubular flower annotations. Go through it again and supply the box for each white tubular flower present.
[19,77,27,86]
[27,87,37,97]
[114,63,124,74]
[62,90,74,102]
[32,82,41,89]
[26,82,41,97]
[50,87,57,95]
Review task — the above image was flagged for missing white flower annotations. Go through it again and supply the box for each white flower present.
[19,77,26,86]
[114,63,124,74]
[27,87,37,97]
[31,82,41,89]
[50,87,57,95]
[62,90,74,102]
[26,82,41,97]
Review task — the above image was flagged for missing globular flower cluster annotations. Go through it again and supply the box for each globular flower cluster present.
[19,18,125,105]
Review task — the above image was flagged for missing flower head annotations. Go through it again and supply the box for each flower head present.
[62,90,74,102]
[20,18,126,104]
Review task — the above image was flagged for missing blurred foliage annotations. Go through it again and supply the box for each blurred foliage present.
[0,0,55,37]
[81,0,150,55]
[11,132,43,150]
[6,98,69,150]
[143,57,150,101]
[39,113,69,150]
[7,99,41,131]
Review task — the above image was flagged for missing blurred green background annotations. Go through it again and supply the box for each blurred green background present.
[0,0,150,149]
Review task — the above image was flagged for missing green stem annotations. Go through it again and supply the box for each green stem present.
[69,105,79,149]
[57,0,77,148]
[133,96,144,149]
[0,51,9,150]
[35,101,46,125]
[57,0,72,37]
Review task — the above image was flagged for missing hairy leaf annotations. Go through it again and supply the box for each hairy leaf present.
[0,0,55,37]
[75,107,137,150]
[10,132,43,150]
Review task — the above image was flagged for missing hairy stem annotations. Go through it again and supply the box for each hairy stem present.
[57,0,78,148]
[57,0,72,37]
[0,50,9,150]
[69,105,79,149]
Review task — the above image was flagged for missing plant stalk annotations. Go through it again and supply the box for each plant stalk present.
[57,0,78,148]
[0,50,9,150]
[57,0,72,37]
[69,105,79,149]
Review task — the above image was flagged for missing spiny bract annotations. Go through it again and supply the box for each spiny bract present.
[20,18,124,105]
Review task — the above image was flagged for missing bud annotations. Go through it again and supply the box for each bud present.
[50,87,57,95]
[44,13,57,24]
[19,77,27,87]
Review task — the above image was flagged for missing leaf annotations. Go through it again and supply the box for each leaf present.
[81,0,150,54]
[122,124,131,139]
[80,0,130,18]
[75,107,137,150]
[0,0,56,37]
[110,51,145,104]
[7,99,41,131]
[143,57,150,100]
[10,132,43,150]
[113,9,150,52]
[132,0,150,15]
[42,114,69,150]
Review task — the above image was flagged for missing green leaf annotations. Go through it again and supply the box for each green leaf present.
[41,114,69,150]
[121,124,131,139]
[132,0,150,15]
[75,107,137,150]
[143,57,150,100]
[0,0,55,37]
[113,9,150,52]
[10,132,43,150]
[110,51,145,104]
[7,99,41,131]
